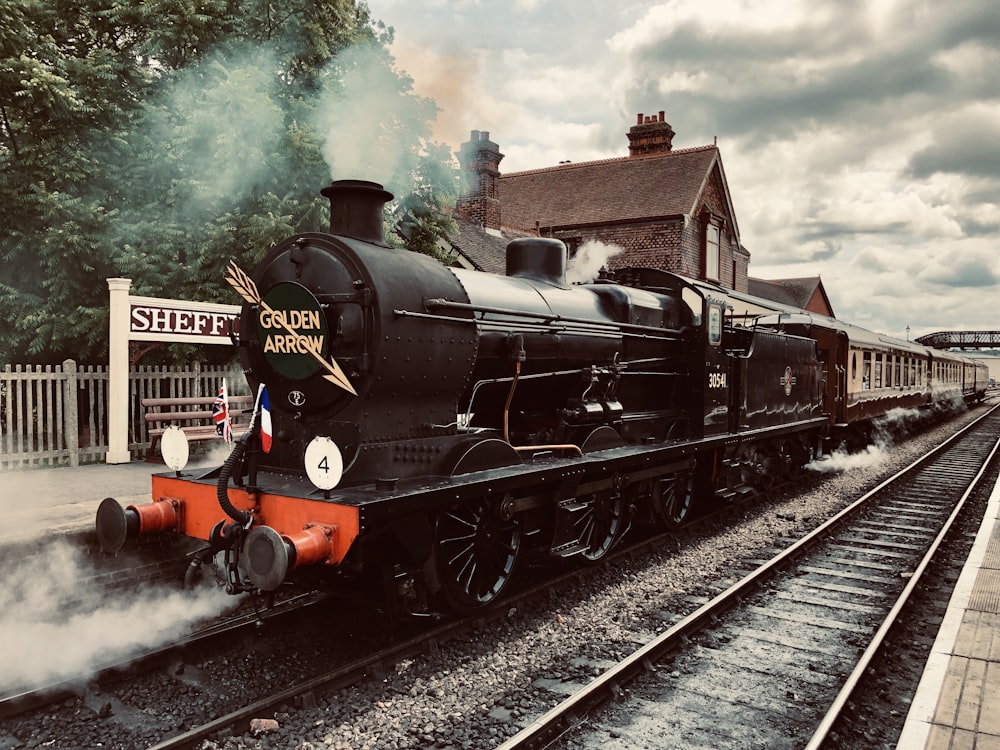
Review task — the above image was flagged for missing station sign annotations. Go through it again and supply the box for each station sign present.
[128,296,240,345]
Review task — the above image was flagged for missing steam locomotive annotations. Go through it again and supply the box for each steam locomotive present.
[96,180,990,613]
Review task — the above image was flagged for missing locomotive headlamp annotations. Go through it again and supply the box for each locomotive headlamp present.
[160,425,190,472]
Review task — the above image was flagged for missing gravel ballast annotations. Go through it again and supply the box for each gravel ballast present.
[200,405,994,750]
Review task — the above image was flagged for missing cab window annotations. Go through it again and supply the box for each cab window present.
[708,304,723,346]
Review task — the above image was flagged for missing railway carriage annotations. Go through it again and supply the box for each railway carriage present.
[757,312,988,447]
[756,313,932,425]
[932,348,990,404]
[96,179,986,613]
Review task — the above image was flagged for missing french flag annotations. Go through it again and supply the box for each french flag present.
[259,385,273,454]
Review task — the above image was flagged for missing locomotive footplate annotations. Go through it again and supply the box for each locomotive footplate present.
[150,414,828,535]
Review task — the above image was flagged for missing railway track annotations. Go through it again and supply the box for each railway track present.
[2,406,993,749]
[0,469,808,749]
[497,403,1000,750]
[0,592,326,719]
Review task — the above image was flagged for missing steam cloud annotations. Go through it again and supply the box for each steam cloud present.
[140,49,285,222]
[806,402,965,474]
[0,540,238,695]
[312,42,436,193]
[806,442,892,473]
[567,240,624,284]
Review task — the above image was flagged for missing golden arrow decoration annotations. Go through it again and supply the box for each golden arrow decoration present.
[225,260,358,396]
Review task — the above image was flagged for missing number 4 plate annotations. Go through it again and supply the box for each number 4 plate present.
[305,436,344,491]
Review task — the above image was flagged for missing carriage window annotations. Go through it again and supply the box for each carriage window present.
[863,353,871,390]
[874,354,883,389]
[894,358,901,387]
[887,356,893,387]
[852,353,858,381]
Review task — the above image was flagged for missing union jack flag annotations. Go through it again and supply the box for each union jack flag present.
[212,381,233,444]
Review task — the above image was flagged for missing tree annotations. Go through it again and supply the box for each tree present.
[0,0,458,365]
[391,142,461,262]
[0,0,156,362]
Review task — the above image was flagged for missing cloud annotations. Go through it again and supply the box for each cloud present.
[908,105,1000,179]
[366,0,1000,339]
[917,253,1000,288]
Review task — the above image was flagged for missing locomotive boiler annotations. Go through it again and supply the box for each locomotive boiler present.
[97,180,840,612]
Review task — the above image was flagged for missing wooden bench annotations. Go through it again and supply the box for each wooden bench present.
[142,395,254,460]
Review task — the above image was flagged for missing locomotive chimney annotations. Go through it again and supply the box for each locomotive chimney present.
[505,237,569,287]
[320,179,395,247]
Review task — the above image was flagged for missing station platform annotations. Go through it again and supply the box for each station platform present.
[0,460,159,547]
[897,474,1000,749]
[0,459,214,548]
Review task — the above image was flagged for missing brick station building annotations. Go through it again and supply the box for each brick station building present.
[442,111,834,318]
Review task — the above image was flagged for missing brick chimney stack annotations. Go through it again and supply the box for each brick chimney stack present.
[456,130,504,230]
[627,111,675,157]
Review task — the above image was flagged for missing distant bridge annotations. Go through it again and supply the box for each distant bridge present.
[914,331,1000,349]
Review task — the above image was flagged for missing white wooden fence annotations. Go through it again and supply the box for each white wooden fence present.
[0,360,241,470]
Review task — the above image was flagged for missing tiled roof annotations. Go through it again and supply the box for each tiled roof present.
[747,278,803,308]
[499,146,720,231]
[749,276,834,317]
[447,214,533,274]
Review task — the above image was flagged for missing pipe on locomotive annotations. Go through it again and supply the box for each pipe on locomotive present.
[217,431,253,527]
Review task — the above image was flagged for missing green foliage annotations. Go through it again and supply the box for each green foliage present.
[391,142,461,261]
[0,0,459,366]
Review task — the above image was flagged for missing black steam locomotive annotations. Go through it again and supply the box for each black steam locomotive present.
[96,180,987,612]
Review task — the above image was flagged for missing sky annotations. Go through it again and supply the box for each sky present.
[364,0,1000,342]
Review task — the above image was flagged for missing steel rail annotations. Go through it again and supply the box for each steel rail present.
[494,402,1000,750]
[145,617,475,750]
[803,421,1000,749]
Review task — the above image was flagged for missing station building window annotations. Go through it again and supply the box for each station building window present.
[705,223,720,281]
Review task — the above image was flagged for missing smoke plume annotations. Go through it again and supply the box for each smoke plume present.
[0,540,238,694]
[311,42,436,194]
[566,240,624,284]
